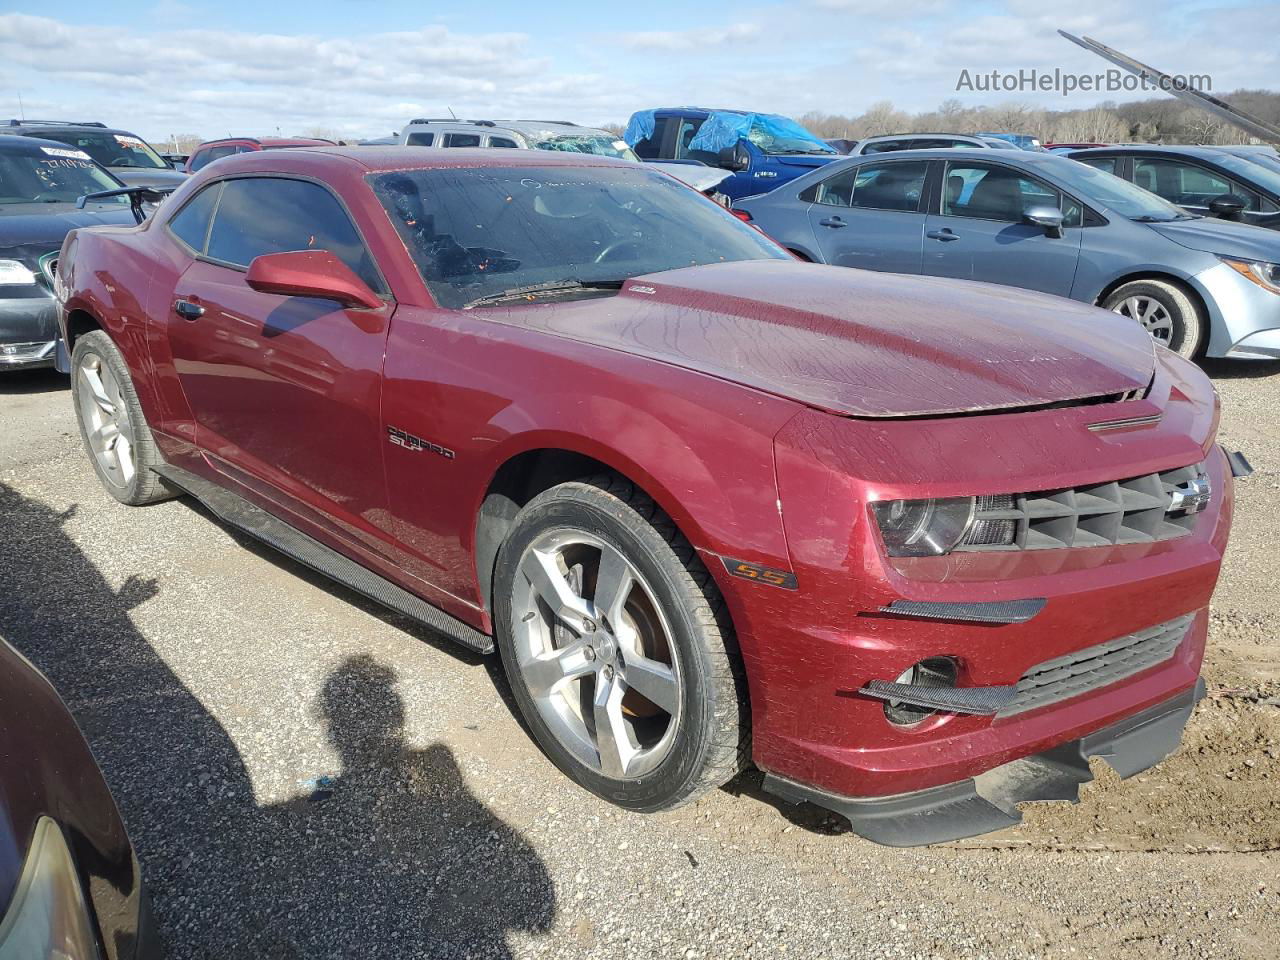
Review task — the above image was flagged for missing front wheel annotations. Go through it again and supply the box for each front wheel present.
[1102,279,1204,359]
[71,330,174,506]
[493,476,749,812]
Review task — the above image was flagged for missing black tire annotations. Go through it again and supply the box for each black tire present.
[1101,279,1204,360]
[70,330,175,506]
[493,475,749,812]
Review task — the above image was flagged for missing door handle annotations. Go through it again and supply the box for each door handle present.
[174,298,204,320]
[818,217,847,228]
[927,229,960,242]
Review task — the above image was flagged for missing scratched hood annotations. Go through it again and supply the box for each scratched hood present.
[500,261,1156,418]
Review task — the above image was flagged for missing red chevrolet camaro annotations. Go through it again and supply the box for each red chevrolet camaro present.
[54,147,1241,845]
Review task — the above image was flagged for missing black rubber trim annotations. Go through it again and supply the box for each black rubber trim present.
[762,678,1204,847]
[861,680,1016,715]
[880,598,1046,624]
[152,463,494,654]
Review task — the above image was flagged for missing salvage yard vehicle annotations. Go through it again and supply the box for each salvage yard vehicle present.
[2,120,187,189]
[625,107,840,201]
[736,148,1280,360]
[1069,144,1280,231]
[55,146,1241,845]
[0,136,136,370]
[0,637,158,959]
[184,136,336,173]
[394,118,732,197]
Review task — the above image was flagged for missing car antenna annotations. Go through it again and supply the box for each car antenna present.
[16,90,24,121]
[448,107,458,120]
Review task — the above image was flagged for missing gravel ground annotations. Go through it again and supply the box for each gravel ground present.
[1,363,1277,960]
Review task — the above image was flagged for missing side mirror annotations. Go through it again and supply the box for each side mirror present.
[245,250,382,309]
[1022,205,1065,238]
[717,145,749,172]
[1208,194,1248,220]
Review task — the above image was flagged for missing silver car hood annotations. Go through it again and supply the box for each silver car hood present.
[645,162,732,193]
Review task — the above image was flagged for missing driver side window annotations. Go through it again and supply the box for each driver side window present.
[943,163,1082,227]
[202,177,386,294]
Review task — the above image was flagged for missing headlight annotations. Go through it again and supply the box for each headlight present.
[871,497,975,557]
[0,260,38,285]
[1220,256,1280,294]
[0,818,100,960]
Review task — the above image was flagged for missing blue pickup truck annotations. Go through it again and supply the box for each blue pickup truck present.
[624,107,841,202]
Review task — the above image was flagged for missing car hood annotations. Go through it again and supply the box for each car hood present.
[0,204,137,260]
[109,166,188,188]
[646,162,733,193]
[1146,216,1280,260]
[490,261,1156,418]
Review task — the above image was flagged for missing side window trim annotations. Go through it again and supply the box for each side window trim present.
[191,173,391,297]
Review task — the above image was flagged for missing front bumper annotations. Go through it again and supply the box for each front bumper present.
[1,288,58,370]
[1191,261,1280,359]
[764,678,1205,846]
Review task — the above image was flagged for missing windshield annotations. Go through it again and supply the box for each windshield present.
[536,135,640,162]
[37,131,168,170]
[1213,151,1280,196]
[0,147,125,205]
[369,165,788,309]
[747,120,833,156]
[1050,157,1191,221]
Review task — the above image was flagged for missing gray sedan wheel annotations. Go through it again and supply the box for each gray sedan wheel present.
[1102,279,1204,359]
[493,475,749,812]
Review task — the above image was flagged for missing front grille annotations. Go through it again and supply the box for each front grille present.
[958,461,1207,552]
[998,613,1194,717]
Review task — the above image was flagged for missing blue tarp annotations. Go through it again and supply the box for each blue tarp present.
[624,109,833,155]
[623,110,656,147]
[689,112,830,153]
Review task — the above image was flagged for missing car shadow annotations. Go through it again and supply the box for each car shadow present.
[0,482,556,959]
[0,368,66,394]
[1200,358,1279,380]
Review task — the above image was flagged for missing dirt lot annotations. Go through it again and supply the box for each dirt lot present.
[1,361,1277,960]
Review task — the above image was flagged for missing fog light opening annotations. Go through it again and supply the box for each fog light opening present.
[884,657,959,726]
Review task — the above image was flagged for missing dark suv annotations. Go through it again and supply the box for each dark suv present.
[2,121,187,189]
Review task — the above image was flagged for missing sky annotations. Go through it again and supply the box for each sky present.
[0,0,1276,145]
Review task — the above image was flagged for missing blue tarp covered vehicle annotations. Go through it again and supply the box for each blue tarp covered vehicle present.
[624,107,840,201]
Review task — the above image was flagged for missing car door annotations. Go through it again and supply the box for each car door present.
[1131,156,1279,227]
[161,175,396,548]
[804,159,928,274]
[921,160,1083,297]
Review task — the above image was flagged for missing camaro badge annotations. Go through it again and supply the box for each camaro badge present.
[1168,475,1211,514]
[387,426,455,460]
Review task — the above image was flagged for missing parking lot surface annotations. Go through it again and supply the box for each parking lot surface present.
[2,364,1277,960]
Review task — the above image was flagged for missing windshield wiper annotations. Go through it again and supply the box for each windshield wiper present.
[1130,215,1177,223]
[463,279,626,309]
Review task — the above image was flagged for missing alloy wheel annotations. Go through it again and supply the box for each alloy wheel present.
[1113,295,1173,345]
[76,352,136,488]
[511,530,682,780]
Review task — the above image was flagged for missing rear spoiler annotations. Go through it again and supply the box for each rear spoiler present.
[77,185,178,224]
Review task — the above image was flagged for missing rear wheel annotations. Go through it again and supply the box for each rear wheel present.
[493,476,748,812]
[71,331,174,506]
[1102,279,1204,359]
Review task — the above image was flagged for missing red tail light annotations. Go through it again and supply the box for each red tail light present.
[730,208,752,222]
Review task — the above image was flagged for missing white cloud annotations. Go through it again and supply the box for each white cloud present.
[0,13,626,140]
[617,23,761,52]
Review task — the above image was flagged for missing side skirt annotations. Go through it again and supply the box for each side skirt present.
[152,463,494,655]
